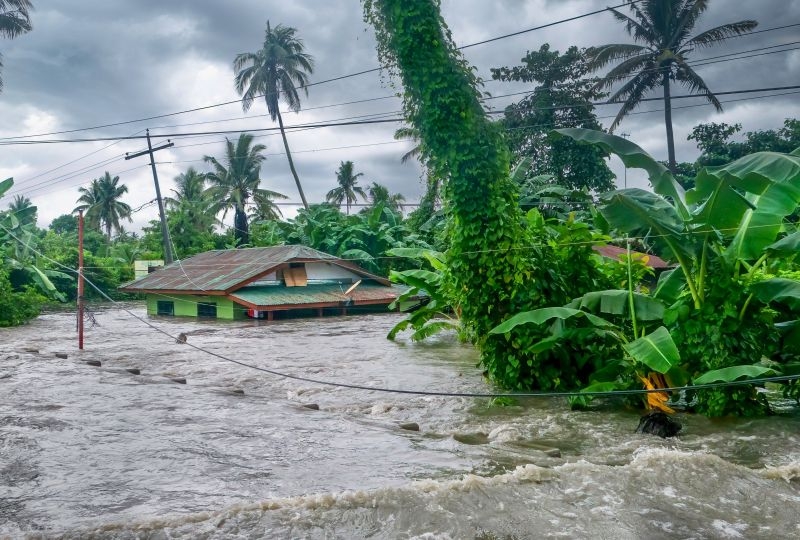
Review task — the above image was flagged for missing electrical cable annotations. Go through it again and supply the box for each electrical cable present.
[4,220,797,399]
[0,0,655,142]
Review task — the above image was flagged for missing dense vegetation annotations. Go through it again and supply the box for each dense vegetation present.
[4,1,800,418]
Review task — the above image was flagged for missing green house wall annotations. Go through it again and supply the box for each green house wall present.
[145,294,245,320]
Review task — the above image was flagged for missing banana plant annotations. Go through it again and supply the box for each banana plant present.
[554,129,800,405]
[489,288,682,410]
[1,178,68,301]
[385,247,460,341]
[554,129,800,311]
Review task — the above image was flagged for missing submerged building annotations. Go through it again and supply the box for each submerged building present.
[119,245,405,320]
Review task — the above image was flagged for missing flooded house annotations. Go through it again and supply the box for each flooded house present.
[119,245,405,320]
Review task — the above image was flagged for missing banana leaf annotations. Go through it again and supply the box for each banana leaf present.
[764,231,800,257]
[699,151,800,262]
[598,189,693,261]
[653,267,686,305]
[489,306,617,335]
[567,289,665,321]
[776,320,800,352]
[553,128,688,218]
[749,278,800,310]
[686,171,756,234]
[510,157,532,184]
[622,326,679,374]
[0,177,12,197]
[693,365,777,385]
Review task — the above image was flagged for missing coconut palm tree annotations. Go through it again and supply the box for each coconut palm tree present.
[0,0,33,93]
[249,188,288,222]
[327,161,367,215]
[165,167,220,255]
[234,21,314,210]
[587,0,757,171]
[367,182,405,214]
[7,194,35,225]
[165,167,217,232]
[394,126,422,164]
[73,172,132,240]
[204,133,270,247]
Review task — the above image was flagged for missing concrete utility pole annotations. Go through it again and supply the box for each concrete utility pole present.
[125,129,175,264]
[78,210,84,350]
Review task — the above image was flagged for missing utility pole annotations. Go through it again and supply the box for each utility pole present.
[125,129,175,264]
[78,209,84,350]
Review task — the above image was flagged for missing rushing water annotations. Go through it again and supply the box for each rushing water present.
[2,304,800,539]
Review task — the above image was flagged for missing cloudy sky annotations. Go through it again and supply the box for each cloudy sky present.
[1,0,799,233]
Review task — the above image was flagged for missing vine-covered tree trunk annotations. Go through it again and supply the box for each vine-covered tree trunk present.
[363,1,530,353]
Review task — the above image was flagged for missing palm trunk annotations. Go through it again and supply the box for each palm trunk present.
[662,71,677,172]
[234,207,249,247]
[277,110,309,210]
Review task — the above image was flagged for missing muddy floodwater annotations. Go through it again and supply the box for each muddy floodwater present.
[2,303,800,539]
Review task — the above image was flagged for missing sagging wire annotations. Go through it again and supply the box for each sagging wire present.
[3,220,799,400]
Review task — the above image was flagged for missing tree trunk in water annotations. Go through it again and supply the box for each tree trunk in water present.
[662,71,676,173]
[277,110,309,210]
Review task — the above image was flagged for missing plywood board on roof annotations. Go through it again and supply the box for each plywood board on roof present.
[293,266,308,286]
[284,267,296,287]
[284,266,307,287]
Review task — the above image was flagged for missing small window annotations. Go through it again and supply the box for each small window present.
[197,302,217,318]
[157,301,174,316]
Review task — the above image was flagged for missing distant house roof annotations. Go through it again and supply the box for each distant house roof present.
[592,245,672,269]
[119,245,391,294]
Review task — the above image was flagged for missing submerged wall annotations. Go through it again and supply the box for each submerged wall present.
[145,294,242,320]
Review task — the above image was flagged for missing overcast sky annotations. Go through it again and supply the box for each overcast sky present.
[1,0,799,233]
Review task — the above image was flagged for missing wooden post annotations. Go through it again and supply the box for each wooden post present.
[78,210,84,350]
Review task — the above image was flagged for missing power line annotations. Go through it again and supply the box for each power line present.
[3,221,799,400]
[8,88,798,200]
[0,0,652,142]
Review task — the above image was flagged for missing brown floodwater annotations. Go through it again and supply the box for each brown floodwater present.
[1,303,800,539]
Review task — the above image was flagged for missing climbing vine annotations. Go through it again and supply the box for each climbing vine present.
[363,0,607,390]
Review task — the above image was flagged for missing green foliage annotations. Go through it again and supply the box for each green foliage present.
[73,171,132,240]
[690,119,800,167]
[204,133,276,248]
[234,20,314,209]
[585,0,757,169]
[558,128,800,416]
[326,161,368,214]
[49,214,78,235]
[491,44,615,192]
[386,247,460,342]
[0,267,43,327]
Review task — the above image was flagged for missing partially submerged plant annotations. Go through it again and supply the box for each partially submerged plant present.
[553,129,800,415]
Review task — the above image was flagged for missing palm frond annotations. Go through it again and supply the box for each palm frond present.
[686,20,758,48]
[674,60,722,111]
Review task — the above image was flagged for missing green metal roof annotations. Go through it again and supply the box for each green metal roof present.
[229,282,405,308]
[119,245,390,293]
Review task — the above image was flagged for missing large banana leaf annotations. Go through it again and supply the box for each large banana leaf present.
[749,278,800,310]
[553,128,688,218]
[0,177,12,197]
[653,267,685,304]
[567,289,665,321]
[686,171,756,234]
[693,365,777,385]
[622,326,679,374]
[698,151,800,262]
[765,231,800,257]
[489,306,616,335]
[599,189,692,261]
